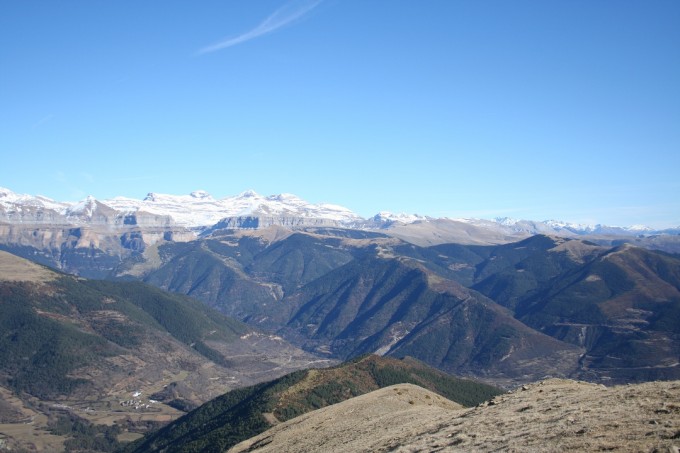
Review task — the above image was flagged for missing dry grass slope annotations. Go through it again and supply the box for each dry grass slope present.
[230,379,680,453]
[230,384,462,453]
[0,250,56,282]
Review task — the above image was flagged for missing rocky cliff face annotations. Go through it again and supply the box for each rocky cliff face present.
[207,215,346,231]
[0,220,195,278]
[0,189,201,276]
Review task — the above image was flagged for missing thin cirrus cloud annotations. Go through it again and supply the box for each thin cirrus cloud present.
[197,0,322,55]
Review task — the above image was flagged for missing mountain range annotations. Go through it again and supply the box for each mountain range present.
[2,186,678,238]
[1,186,679,451]
[2,186,679,282]
[125,230,678,386]
[1,186,679,385]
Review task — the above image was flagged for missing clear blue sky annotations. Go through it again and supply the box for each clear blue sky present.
[1,1,679,228]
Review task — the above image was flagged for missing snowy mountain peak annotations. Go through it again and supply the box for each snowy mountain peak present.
[494,217,520,226]
[239,190,259,198]
[0,187,66,212]
[269,193,300,202]
[99,189,363,228]
[543,219,597,232]
[488,218,660,236]
[140,191,215,205]
[373,211,427,224]
[66,196,99,218]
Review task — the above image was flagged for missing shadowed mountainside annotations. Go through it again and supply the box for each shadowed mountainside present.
[127,231,680,384]
[461,237,680,383]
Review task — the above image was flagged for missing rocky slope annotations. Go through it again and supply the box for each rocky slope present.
[230,378,680,453]
[231,384,462,453]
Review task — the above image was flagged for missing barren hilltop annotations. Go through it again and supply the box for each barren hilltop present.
[230,379,680,453]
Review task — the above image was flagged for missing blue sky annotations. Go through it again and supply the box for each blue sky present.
[1,1,679,228]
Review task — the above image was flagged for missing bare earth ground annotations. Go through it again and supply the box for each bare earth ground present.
[230,379,680,453]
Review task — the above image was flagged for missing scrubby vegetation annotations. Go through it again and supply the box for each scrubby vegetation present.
[0,276,251,400]
[48,412,124,452]
[363,357,502,407]
[0,282,116,398]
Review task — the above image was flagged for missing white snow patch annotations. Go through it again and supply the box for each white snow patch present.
[102,190,362,228]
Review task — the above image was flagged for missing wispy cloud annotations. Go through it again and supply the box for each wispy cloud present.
[32,114,55,129]
[197,0,322,55]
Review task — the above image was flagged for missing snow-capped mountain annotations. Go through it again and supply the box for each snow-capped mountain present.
[105,189,362,228]
[488,217,660,237]
[1,186,679,274]
[370,211,430,225]
[1,186,676,238]
[0,187,362,229]
[0,186,69,213]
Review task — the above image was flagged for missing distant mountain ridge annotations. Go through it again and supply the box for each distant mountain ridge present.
[0,187,361,229]
[2,186,676,235]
